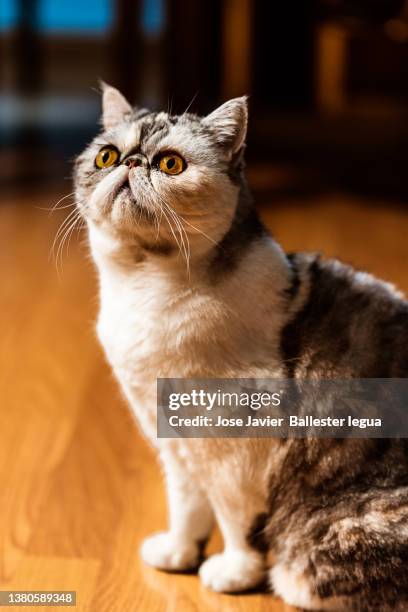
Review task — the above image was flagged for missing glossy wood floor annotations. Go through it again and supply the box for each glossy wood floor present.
[1,186,407,611]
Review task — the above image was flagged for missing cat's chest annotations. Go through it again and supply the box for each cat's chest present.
[96,271,284,385]
[96,278,216,381]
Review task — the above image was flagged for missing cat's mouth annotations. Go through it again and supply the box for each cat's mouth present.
[113,179,134,204]
[112,178,157,223]
[117,179,131,194]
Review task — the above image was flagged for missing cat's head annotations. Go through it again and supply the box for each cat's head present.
[74,84,249,262]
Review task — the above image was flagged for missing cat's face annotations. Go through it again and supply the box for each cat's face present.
[74,84,248,261]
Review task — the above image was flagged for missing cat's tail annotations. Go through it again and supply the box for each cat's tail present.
[269,488,408,611]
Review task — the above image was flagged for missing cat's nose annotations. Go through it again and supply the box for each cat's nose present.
[123,154,148,169]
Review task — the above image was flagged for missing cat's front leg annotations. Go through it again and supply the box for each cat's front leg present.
[141,449,214,571]
[199,498,266,593]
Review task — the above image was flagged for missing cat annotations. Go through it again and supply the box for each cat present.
[74,83,408,611]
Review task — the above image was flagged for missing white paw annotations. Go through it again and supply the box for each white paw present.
[141,531,200,571]
[199,550,264,593]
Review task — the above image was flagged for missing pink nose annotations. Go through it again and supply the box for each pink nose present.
[124,154,147,169]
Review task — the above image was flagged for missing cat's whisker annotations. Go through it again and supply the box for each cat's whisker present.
[51,208,82,276]
[158,202,190,276]
[55,211,82,274]
[161,201,191,275]
[155,205,164,241]
[160,196,190,254]
[56,215,79,269]
[159,205,184,257]
[153,195,165,240]
[65,215,86,255]
[179,215,220,249]
[182,91,198,117]
[152,190,191,274]
[150,201,161,238]
[167,94,173,116]
[174,215,191,274]
[41,192,77,215]
[51,207,81,263]
[158,198,196,275]
[164,204,187,253]
[153,191,193,258]
[37,202,76,213]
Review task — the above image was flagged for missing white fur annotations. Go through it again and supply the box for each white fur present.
[141,447,213,570]
[141,532,200,570]
[89,219,294,590]
[113,121,142,154]
[90,221,293,432]
[353,270,405,299]
[199,550,264,593]
[89,165,129,215]
[197,483,265,592]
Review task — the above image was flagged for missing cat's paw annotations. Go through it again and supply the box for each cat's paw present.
[199,550,264,593]
[141,531,200,571]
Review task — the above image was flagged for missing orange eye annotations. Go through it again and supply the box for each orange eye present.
[95,146,119,168]
[159,154,185,175]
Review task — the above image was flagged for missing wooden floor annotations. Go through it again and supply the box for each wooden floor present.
[1,187,407,611]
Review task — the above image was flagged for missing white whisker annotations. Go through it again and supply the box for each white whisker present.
[55,212,82,275]
[51,208,79,260]
[161,200,191,277]
[37,192,76,215]
[182,91,199,117]
[179,215,220,248]
[51,208,82,277]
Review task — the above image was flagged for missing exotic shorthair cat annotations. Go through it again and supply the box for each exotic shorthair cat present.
[74,84,408,611]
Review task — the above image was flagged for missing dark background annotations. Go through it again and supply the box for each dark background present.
[2,0,408,201]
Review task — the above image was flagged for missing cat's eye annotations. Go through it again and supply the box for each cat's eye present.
[95,146,119,169]
[159,154,185,175]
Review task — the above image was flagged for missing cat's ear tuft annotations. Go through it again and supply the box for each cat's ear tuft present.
[203,96,248,155]
[100,82,132,130]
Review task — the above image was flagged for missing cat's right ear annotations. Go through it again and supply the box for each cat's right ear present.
[100,82,132,130]
[202,96,248,156]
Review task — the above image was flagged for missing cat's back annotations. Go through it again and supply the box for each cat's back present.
[281,253,408,378]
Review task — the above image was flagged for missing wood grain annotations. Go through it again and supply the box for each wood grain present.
[1,189,407,611]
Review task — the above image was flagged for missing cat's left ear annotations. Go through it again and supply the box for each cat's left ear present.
[101,82,132,130]
[203,96,248,156]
